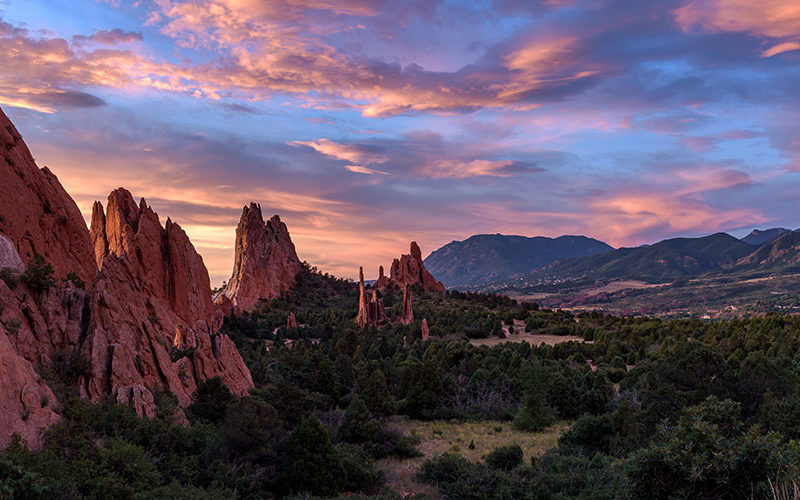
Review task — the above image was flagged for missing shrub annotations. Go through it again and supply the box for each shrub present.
[21,255,56,293]
[0,267,19,289]
[485,444,523,471]
[281,415,346,496]
[337,443,385,494]
[419,453,474,484]
[63,271,85,289]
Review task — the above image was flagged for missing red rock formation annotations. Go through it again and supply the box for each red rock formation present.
[371,289,388,325]
[0,234,24,271]
[400,284,414,325]
[219,203,302,314]
[287,312,297,329]
[374,265,390,289]
[85,191,253,408]
[389,242,445,293]
[357,267,369,328]
[0,106,255,443]
[356,267,388,328]
[421,318,430,341]
[0,107,96,285]
[0,283,60,448]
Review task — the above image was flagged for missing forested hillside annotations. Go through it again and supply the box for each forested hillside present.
[3,265,800,499]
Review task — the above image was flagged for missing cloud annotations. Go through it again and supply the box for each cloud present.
[424,159,516,178]
[674,0,800,39]
[72,29,143,46]
[761,41,800,58]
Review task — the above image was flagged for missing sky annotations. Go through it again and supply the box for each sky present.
[2,0,800,285]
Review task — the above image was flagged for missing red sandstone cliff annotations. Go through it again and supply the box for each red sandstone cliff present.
[0,106,253,447]
[218,203,302,314]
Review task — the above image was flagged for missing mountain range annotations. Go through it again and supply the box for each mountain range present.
[425,229,794,289]
[424,234,613,287]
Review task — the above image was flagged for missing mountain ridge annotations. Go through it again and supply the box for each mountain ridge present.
[423,233,613,287]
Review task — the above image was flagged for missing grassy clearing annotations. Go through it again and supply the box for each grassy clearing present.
[376,419,569,497]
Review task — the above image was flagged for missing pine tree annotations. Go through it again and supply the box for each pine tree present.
[361,369,395,417]
[513,359,555,432]
[281,415,346,496]
[314,358,339,407]
[340,396,381,443]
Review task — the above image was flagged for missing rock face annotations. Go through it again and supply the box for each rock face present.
[374,265,390,289]
[400,284,414,325]
[0,106,254,447]
[421,318,429,341]
[356,267,387,328]
[85,189,253,408]
[0,233,24,272]
[287,312,297,329]
[389,242,445,293]
[0,289,61,449]
[219,203,302,314]
[0,107,96,285]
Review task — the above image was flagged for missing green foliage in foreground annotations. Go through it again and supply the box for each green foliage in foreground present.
[5,267,800,498]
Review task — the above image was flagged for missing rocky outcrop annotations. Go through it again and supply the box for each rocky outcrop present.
[84,190,253,408]
[357,267,369,328]
[219,204,302,314]
[388,242,445,294]
[0,282,61,448]
[287,312,297,329]
[0,107,96,285]
[356,267,388,328]
[0,234,24,272]
[421,318,429,341]
[0,106,255,445]
[374,265,390,289]
[400,284,414,325]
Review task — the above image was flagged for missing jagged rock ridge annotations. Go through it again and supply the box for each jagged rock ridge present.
[0,106,253,447]
[389,242,445,293]
[218,203,302,314]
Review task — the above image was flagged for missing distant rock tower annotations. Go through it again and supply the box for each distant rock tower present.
[400,284,414,325]
[421,318,430,341]
[217,203,302,314]
[356,267,388,328]
[379,241,445,293]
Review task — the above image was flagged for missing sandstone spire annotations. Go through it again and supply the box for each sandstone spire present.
[421,318,430,341]
[374,265,390,289]
[400,284,414,325]
[219,203,302,314]
[387,241,445,293]
[287,311,297,329]
[356,267,369,328]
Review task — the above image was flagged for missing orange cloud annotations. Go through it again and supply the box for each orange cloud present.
[425,159,516,178]
[761,41,800,57]
[675,0,800,39]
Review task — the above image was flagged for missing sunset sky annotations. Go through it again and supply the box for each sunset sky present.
[2,0,800,284]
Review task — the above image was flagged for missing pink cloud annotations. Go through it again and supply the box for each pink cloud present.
[675,0,800,39]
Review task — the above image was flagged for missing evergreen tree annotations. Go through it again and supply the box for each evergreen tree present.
[403,358,443,418]
[513,359,555,431]
[313,358,339,407]
[281,415,346,496]
[361,369,395,417]
[187,376,234,424]
[340,396,381,444]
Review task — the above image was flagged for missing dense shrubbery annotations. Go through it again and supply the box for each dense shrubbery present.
[4,267,800,498]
